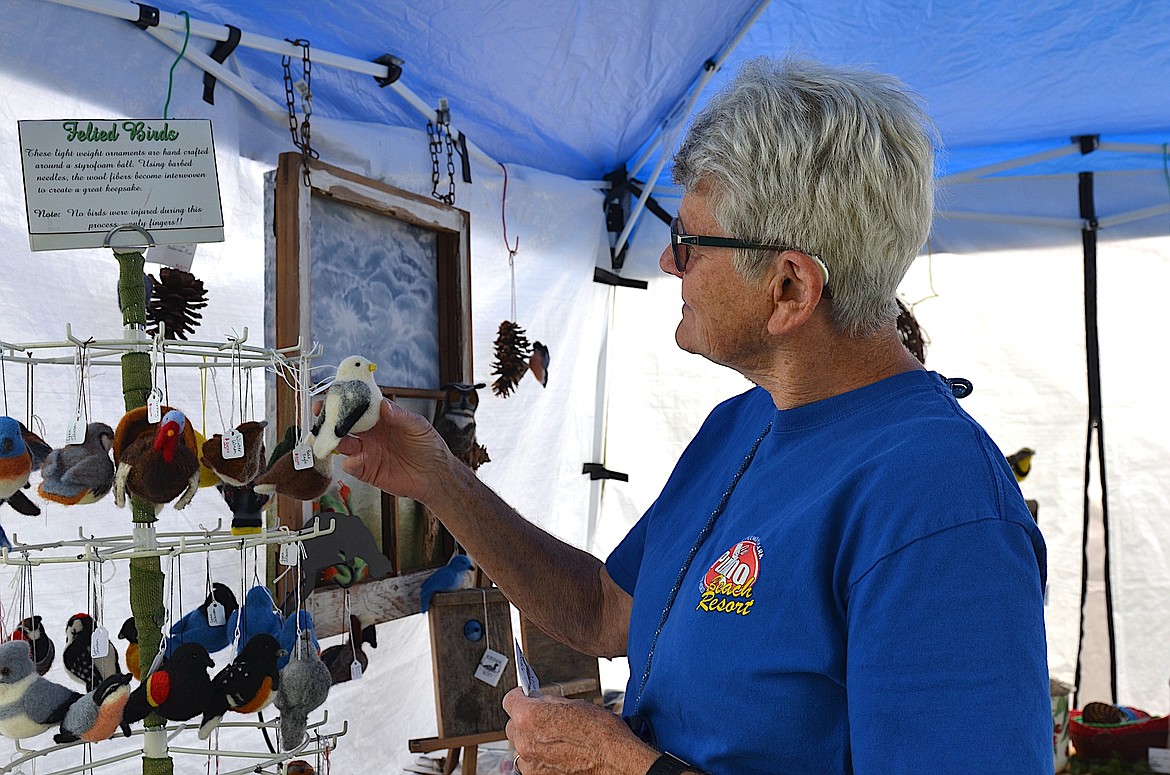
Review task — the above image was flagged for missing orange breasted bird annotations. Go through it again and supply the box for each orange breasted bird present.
[198,633,284,739]
[55,672,132,744]
[38,422,115,506]
[0,417,39,542]
[117,617,140,681]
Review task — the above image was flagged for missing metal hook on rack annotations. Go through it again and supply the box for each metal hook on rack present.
[102,223,156,250]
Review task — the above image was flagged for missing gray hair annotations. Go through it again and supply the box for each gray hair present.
[672,56,936,337]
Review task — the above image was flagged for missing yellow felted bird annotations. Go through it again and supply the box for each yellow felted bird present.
[1006,447,1036,483]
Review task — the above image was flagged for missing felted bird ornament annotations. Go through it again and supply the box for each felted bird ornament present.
[55,672,132,744]
[0,639,81,740]
[0,416,39,543]
[198,633,284,739]
[319,614,377,686]
[201,420,268,487]
[16,421,52,471]
[420,554,474,613]
[253,447,333,502]
[284,760,315,775]
[117,617,140,681]
[1007,447,1036,483]
[274,629,331,750]
[165,582,239,659]
[307,356,381,459]
[121,642,215,726]
[64,613,122,691]
[226,586,284,657]
[277,611,319,671]
[217,482,271,535]
[528,341,550,387]
[320,551,371,590]
[113,407,201,512]
[12,615,55,676]
[37,421,115,506]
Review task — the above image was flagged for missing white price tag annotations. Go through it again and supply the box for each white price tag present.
[90,626,110,658]
[280,541,302,567]
[292,444,314,470]
[221,429,245,460]
[65,416,86,445]
[350,660,363,681]
[146,389,163,423]
[514,639,541,697]
[474,648,508,687]
[1149,748,1170,774]
[206,600,226,627]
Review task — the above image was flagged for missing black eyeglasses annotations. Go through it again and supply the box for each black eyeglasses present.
[670,216,832,298]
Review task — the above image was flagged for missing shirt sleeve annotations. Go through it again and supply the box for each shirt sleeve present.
[605,509,649,596]
[845,517,1052,774]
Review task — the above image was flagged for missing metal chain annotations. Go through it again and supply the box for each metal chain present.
[281,38,318,188]
[427,99,456,204]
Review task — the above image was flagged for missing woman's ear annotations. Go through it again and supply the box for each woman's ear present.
[766,251,826,336]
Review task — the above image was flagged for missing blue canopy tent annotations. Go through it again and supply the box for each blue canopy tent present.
[1,0,1168,769]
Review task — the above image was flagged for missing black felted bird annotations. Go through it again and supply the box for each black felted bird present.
[64,613,122,691]
[217,482,271,536]
[12,616,55,676]
[117,617,140,681]
[198,633,284,739]
[1007,447,1036,483]
[319,614,377,686]
[122,642,215,726]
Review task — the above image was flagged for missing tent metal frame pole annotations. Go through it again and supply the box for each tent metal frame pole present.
[627,0,773,179]
[44,0,498,169]
[938,144,1080,185]
[933,210,1081,229]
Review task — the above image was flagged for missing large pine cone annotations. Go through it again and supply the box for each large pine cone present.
[146,267,208,340]
[491,320,531,397]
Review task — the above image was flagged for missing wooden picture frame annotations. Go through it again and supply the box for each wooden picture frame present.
[267,153,472,636]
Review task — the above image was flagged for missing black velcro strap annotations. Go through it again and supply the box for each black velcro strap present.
[456,131,472,184]
[202,25,243,105]
[132,2,160,29]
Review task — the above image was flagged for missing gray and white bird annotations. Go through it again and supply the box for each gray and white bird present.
[37,422,116,506]
[0,639,81,741]
[55,672,132,744]
[308,356,381,460]
[275,629,331,750]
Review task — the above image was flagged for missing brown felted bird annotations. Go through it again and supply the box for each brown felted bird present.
[113,408,201,512]
[253,445,332,502]
[201,420,268,487]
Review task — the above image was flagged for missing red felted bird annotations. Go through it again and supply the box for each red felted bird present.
[113,407,201,513]
[198,633,284,739]
[121,642,215,726]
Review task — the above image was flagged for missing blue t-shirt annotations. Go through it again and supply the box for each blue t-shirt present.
[606,371,1050,775]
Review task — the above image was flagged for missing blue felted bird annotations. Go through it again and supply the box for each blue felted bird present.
[0,416,39,546]
[198,633,284,739]
[0,639,81,740]
[226,586,283,655]
[277,610,319,671]
[419,554,475,613]
[308,356,381,459]
[165,583,240,659]
[275,629,331,750]
[38,421,115,506]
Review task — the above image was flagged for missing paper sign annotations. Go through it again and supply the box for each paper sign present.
[514,639,540,697]
[1149,748,1170,774]
[279,541,302,567]
[146,242,196,270]
[474,648,508,687]
[206,601,226,627]
[292,444,314,470]
[90,626,109,658]
[350,660,364,681]
[146,389,162,423]
[17,119,224,251]
[65,417,86,445]
[221,429,245,460]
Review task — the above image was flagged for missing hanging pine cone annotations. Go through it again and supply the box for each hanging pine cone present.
[146,267,208,340]
[491,320,531,397]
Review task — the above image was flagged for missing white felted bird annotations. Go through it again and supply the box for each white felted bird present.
[307,356,380,459]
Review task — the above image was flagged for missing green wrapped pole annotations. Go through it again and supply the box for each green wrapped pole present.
[115,250,174,775]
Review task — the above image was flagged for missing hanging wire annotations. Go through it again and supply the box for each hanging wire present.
[1,347,8,416]
[162,11,191,120]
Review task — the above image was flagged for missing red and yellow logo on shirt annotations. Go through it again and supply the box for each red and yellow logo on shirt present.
[697,537,762,616]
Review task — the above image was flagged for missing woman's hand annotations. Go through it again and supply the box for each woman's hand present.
[333,398,451,504]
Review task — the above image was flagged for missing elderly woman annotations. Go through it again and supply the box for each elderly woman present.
[338,57,1051,775]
